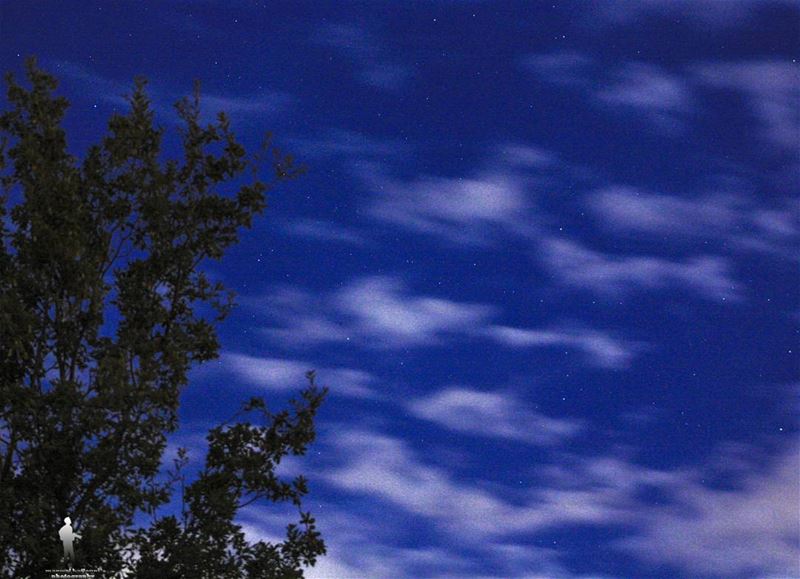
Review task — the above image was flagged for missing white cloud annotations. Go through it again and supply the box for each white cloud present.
[357,141,568,246]
[487,324,641,369]
[522,55,692,131]
[243,504,571,579]
[321,427,670,541]
[694,59,800,151]
[284,218,368,246]
[253,286,352,347]
[367,172,536,245]
[592,0,799,28]
[320,426,800,577]
[408,387,582,445]
[616,442,800,576]
[252,277,642,368]
[222,353,376,399]
[315,23,412,92]
[523,53,797,143]
[197,91,291,118]
[59,61,291,121]
[539,237,741,301]
[57,61,131,108]
[589,186,799,259]
[494,143,558,169]
[333,276,496,347]
[590,186,741,236]
[520,50,594,86]
[597,62,692,123]
[291,129,410,161]
[597,62,689,111]
[753,206,800,238]
[254,276,496,350]
[323,428,543,539]
[359,63,412,92]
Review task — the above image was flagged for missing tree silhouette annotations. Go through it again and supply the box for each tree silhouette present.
[0,58,327,578]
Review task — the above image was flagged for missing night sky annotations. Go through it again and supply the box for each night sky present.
[2,1,799,577]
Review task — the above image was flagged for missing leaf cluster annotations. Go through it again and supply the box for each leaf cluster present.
[0,59,325,578]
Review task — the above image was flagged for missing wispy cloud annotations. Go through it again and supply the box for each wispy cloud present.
[493,143,559,169]
[58,61,291,121]
[290,129,410,161]
[222,352,377,399]
[539,237,741,301]
[196,91,291,118]
[358,64,412,92]
[57,61,131,108]
[252,286,352,347]
[597,62,692,129]
[487,323,642,369]
[245,502,572,579]
[591,0,799,28]
[333,276,496,347]
[315,23,412,91]
[303,508,482,579]
[590,186,742,236]
[251,277,642,369]
[254,276,496,349]
[283,218,368,246]
[353,140,567,246]
[319,425,800,577]
[589,186,799,259]
[520,50,594,87]
[522,51,799,150]
[522,55,692,131]
[408,387,583,445]
[615,441,800,576]
[323,428,551,540]
[693,59,800,151]
[367,171,537,245]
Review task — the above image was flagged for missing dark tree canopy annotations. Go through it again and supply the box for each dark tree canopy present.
[0,59,327,578]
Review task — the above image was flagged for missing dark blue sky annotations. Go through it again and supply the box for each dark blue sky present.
[2,1,799,577]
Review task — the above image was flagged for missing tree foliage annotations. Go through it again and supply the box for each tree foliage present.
[0,59,327,578]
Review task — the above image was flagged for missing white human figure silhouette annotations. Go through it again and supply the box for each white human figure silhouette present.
[58,517,81,566]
